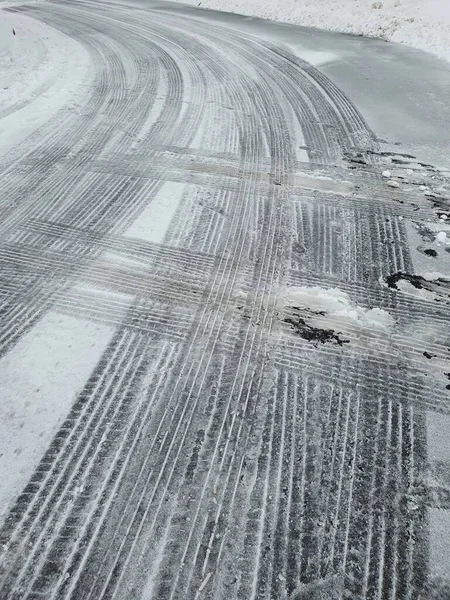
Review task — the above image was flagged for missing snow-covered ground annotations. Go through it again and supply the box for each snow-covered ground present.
[0,11,92,155]
[0,314,114,523]
[172,0,450,63]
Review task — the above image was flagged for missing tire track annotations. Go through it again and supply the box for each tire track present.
[0,0,211,356]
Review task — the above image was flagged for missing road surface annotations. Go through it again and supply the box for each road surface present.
[1,1,450,598]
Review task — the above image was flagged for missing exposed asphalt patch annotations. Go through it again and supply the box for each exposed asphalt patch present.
[386,272,429,290]
[385,272,450,299]
[283,315,349,346]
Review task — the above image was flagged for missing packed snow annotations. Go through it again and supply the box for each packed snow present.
[172,0,450,63]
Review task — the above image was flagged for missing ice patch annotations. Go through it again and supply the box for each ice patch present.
[170,0,450,63]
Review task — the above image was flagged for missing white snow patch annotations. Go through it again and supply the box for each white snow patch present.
[436,231,448,244]
[387,179,400,188]
[171,0,450,63]
[278,285,394,330]
[124,182,185,244]
[0,11,92,155]
[0,312,114,524]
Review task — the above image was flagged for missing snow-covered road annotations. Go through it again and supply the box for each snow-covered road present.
[1,1,450,598]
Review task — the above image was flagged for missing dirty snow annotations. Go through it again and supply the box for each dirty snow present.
[172,0,450,63]
[279,285,395,330]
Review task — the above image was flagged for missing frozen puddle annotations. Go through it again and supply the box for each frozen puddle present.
[0,311,114,524]
[124,181,185,244]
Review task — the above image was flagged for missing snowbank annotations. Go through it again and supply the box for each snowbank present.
[172,0,450,63]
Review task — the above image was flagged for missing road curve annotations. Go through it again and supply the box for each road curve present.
[0,1,450,598]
